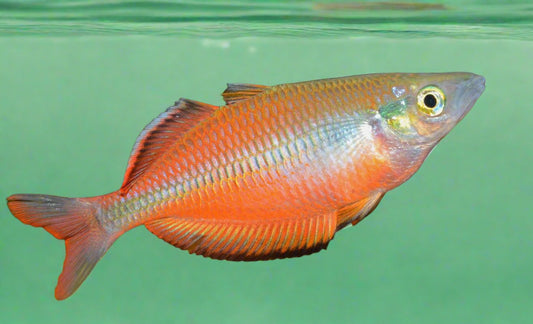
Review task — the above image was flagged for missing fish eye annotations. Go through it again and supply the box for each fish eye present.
[417,86,445,116]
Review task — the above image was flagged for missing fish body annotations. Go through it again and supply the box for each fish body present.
[7,72,485,299]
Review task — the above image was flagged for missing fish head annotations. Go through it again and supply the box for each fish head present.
[378,72,485,147]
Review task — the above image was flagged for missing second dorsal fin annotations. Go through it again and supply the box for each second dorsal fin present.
[221,83,270,105]
[120,98,218,195]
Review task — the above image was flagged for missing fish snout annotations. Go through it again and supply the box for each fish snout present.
[466,74,486,96]
[452,73,485,122]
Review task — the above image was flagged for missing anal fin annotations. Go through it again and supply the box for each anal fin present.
[336,192,385,230]
[145,212,337,261]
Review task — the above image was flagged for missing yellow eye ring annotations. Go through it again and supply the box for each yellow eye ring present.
[417,86,445,116]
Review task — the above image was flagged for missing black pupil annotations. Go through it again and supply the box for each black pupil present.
[424,94,437,108]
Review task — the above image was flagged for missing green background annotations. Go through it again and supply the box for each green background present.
[1,36,532,323]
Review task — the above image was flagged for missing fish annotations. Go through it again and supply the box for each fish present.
[6,72,485,300]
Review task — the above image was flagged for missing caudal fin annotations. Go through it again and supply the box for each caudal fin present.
[6,194,114,300]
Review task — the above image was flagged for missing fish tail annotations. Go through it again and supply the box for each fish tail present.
[6,194,115,300]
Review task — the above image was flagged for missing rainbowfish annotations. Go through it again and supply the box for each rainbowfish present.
[7,72,485,300]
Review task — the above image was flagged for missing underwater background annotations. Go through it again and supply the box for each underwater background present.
[1,0,532,323]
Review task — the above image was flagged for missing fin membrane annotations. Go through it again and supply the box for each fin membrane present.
[145,212,336,261]
[120,99,218,194]
[7,194,114,300]
[336,192,385,230]
[222,83,270,105]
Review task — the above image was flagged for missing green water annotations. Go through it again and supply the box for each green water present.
[1,1,532,323]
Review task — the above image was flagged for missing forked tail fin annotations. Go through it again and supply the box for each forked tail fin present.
[6,194,115,300]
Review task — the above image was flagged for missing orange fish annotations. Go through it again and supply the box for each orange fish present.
[7,72,485,300]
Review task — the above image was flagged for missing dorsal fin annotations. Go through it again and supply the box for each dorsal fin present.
[221,83,270,105]
[120,98,218,195]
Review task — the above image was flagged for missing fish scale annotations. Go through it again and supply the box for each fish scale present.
[122,81,370,226]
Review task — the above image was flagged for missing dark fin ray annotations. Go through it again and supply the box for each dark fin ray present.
[145,212,336,261]
[336,192,385,230]
[222,83,270,105]
[120,99,218,194]
[6,194,114,300]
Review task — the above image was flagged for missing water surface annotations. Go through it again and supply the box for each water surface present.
[1,0,532,39]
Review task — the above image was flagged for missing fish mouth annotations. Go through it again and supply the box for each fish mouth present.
[455,74,485,122]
